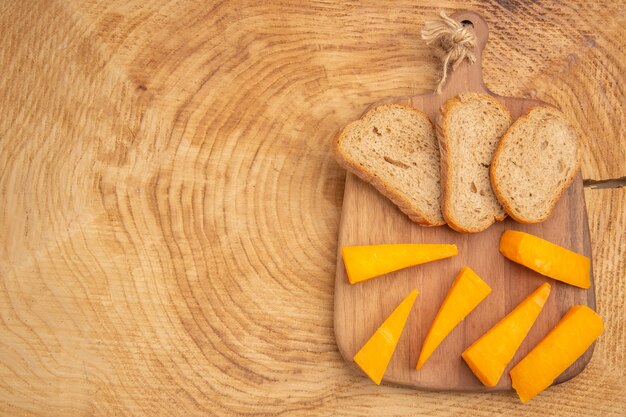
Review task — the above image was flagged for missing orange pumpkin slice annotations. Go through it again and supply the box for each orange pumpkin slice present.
[416,267,491,370]
[462,282,551,386]
[510,305,603,402]
[342,244,458,284]
[354,290,418,384]
[499,230,590,288]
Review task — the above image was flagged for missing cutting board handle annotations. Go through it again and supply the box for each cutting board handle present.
[449,10,489,51]
[438,11,490,97]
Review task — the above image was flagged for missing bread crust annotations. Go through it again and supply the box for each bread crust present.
[437,93,510,233]
[490,106,581,223]
[333,104,445,226]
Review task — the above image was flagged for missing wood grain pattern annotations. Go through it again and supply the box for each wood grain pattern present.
[0,1,624,415]
[334,10,594,391]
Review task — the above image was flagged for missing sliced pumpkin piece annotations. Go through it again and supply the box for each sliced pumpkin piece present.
[416,267,491,370]
[510,305,603,402]
[499,230,590,288]
[354,289,418,384]
[342,244,458,284]
[462,282,551,387]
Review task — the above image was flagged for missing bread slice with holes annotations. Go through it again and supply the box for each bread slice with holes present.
[334,104,445,226]
[491,106,580,223]
[437,93,511,233]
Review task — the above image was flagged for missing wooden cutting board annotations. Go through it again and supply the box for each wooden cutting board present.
[333,10,595,391]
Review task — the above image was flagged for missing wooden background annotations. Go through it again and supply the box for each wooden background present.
[0,1,624,415]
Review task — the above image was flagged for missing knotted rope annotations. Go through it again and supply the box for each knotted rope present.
[421,11,477,94]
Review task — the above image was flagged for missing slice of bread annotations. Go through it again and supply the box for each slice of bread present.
[491,106,580,223]
[334,104,445,226]
[437,93,511,233]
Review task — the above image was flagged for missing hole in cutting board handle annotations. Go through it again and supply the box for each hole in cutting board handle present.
[461,20,474,28]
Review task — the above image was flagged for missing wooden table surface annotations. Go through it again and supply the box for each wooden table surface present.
[1,1,624,416]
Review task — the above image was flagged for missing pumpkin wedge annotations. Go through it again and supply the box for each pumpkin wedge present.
[462,282,551,386]
[416,267,491,370]
[510,305,603,402]
[499,230,590,288]
[354,289,418,384]
[342,244,458,284]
